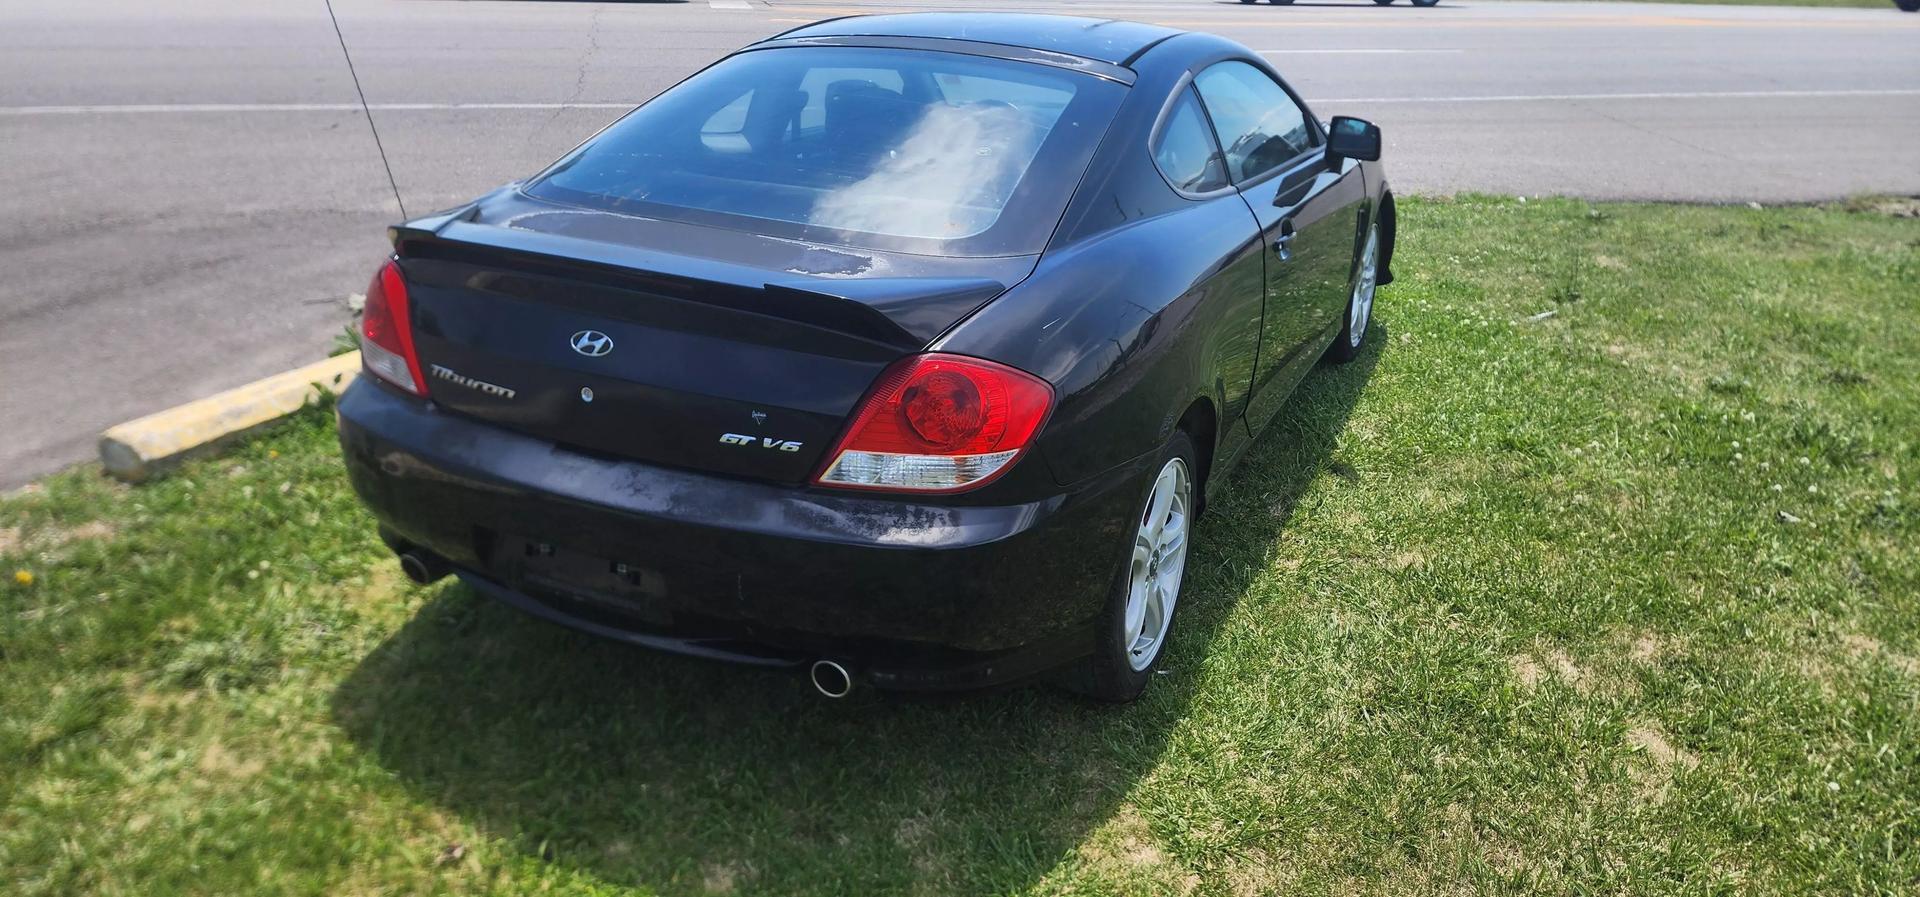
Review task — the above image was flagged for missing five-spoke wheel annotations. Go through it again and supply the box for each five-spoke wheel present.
[1068,432,1199,701]
[1123,457,1191,671]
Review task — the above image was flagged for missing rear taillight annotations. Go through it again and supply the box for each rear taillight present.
[816,354,1054,493]
[360,259,426,395]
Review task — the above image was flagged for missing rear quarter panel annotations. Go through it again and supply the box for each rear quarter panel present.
[934,199,1264,487]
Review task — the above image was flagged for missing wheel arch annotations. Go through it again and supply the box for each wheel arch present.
[1174,396,1218,515]
[1377,189,1397,287]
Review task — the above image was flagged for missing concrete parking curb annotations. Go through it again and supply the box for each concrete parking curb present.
[98,352,360,483]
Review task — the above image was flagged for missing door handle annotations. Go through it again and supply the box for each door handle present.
[1272,220,1297,261]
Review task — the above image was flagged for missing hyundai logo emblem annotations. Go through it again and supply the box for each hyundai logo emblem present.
[570,330,613,357]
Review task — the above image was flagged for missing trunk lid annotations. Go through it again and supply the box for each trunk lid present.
[394,190,1034,484]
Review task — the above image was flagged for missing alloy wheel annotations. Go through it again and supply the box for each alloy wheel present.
[1125,457,1192,671]
[1349,225,1379,348]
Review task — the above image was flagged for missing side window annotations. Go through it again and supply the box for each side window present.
[1192,61,1314,183]
[1152,87,1228,194]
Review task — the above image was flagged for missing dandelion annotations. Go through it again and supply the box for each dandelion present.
[268,450,280,459]
[12,569,32,586]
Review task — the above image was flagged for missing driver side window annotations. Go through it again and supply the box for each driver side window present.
[1192,61,1315,184]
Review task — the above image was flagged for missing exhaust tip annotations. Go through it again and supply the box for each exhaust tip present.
[398,550,449,585]
[809,660,853,699]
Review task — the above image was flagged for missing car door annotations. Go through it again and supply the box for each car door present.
[1193,60,1366,434]
[1149,84,1267,467]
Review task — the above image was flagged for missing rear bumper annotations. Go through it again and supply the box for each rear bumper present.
[335,380,1153,690]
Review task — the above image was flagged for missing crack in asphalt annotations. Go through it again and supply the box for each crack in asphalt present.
[1572,99,1727,161]
[532,5,604,154]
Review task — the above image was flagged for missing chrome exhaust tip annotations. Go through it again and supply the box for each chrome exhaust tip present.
[809,659,853,699]
[398,549,450,585]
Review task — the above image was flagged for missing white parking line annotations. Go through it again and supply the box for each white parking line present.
[3,88,1917,117]
[709,0,752,8]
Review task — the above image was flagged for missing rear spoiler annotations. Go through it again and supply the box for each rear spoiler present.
[388,215,1004,350]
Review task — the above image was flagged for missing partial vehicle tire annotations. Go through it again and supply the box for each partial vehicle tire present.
[1898,0,1919,12]
[1066,432,1197,702]
[1325,215,1380,364]
[1374,0,1397,5]
[1268,0,1298,5]
[1412,0,1441,6]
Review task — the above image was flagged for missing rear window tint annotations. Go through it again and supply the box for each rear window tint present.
[1153,87,1227,194]
[526,47,1125,256]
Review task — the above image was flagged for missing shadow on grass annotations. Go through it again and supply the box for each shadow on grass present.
[331,332,1382,894]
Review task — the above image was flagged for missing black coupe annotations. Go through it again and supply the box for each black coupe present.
[338,13,1396,701]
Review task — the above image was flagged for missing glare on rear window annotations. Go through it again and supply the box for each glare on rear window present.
[524,47,1123,256]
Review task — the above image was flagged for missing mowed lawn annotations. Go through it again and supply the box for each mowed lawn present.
[3,197,1917,896]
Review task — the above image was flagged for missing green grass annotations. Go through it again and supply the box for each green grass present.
[4,196,1918,896]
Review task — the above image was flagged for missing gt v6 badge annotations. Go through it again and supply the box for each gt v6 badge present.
[429,364,516,399]
[720,433,803,452]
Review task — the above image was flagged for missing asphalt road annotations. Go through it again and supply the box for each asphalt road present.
[2,0,1917,488]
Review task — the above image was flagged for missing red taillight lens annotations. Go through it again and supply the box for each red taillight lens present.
[816,354,1053,493]
[901,371,986,450]
[360,259,426,395]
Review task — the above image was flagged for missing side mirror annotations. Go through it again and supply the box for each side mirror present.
[1327,116,1381,163]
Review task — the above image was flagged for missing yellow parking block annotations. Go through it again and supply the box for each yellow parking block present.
[98,352,361,483]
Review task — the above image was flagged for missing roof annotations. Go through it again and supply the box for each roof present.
[769,13,1183,67]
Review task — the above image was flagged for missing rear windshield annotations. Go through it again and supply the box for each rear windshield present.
[524,46,1125,257]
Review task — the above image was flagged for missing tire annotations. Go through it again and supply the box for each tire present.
[1412,0,1440,6]
[1064,432,1198,702]
[1268,0,1297,5]
[1374,0,1396,5]
[1239,0,1258,4]
[1325,214,1380,364]
[1898,0,1919,12]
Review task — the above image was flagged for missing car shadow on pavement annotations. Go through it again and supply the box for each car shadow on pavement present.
[330,328,1384,894]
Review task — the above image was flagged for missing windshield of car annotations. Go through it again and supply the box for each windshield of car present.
[524,46,1125,257]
